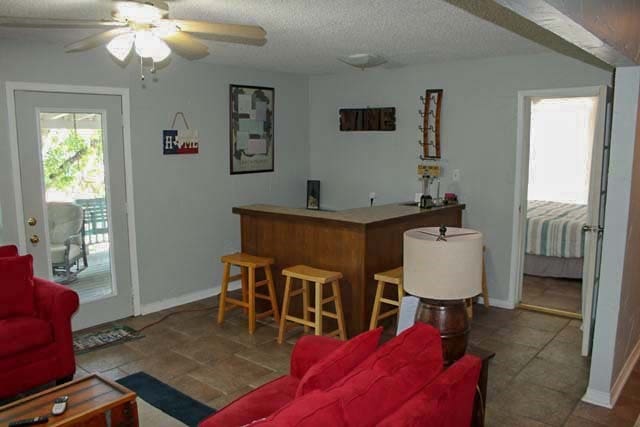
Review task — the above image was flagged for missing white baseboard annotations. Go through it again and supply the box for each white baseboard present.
[140,280,241,315]
[476,296,516,310]
[582,387,613,408]
[610,337,640,407]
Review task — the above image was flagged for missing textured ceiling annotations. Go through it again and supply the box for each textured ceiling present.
[0,0,549,74]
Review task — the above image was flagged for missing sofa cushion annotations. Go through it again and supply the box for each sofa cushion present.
[0,317,53,358]
[0,255,36,318]
[249,390,346,427]
[377,355,482,427]
[296,327,382,397]
[329,322,444,426]
[0,245,18,258]
[199,375,299,427]
[251,323,444,427]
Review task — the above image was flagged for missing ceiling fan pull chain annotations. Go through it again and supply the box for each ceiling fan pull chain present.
[140,55,145,81]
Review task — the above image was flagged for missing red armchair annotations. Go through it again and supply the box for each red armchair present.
[0,245,79,400]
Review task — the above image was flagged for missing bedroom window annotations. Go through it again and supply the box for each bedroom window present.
[528,97,598,205]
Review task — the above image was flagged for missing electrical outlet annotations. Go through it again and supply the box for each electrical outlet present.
[452,169,461,182]
[369,192,376,200]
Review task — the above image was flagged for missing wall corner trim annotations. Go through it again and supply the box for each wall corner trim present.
[140,280,240,315]
[582,388,613,409]
[610,337,640,407]
[476,296,516,310]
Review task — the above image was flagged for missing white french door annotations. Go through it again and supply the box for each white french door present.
[12,89,134,330]
[581,86,612,356]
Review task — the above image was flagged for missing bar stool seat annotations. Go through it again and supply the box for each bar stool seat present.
[217,252,280,335]
[278,265,347,343]
[221,253,274,268]
[369,267,404,330]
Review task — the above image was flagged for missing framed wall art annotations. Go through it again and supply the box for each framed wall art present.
[229,84,275,174]
[306,180,320,210]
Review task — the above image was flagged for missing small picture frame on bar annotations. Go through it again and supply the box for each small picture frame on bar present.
[307,180,320,210]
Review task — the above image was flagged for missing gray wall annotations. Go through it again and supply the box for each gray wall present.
[588,66,640,401]
[614,70,640,378]
[0,40,310,309]
[308,52,612,304]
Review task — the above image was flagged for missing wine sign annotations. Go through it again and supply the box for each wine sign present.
[339,107,396,131]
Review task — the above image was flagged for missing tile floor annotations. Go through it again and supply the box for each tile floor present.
[521,274,582,314]
[69,294,640,426]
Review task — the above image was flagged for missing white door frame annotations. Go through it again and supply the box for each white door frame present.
[5,82,141,316]
[509,86,604,308]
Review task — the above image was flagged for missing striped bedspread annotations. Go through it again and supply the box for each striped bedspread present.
[526,200,587,258]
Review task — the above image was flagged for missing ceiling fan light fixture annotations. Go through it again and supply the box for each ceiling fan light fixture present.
[135,30,171,62]
[106,31,135,61]
[115,1,165,24]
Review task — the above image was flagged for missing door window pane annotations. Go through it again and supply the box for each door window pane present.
[39,112,113,301]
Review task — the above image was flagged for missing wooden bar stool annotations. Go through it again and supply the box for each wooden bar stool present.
[369,267,404,330]
[217,253,280,335]
[278,265,347,344]
[465,246,489,319]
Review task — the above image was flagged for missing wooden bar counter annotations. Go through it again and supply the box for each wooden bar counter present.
[233,202,465,337]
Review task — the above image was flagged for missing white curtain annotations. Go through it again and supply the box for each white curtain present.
[528,97,598,205]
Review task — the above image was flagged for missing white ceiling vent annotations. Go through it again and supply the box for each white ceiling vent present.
[338,53,387,70]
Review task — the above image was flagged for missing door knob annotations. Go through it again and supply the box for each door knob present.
[29,234,40,245]
[27,217,37,226]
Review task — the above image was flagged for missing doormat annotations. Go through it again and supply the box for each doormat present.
[117,372,216,427]
[73,325,144,354]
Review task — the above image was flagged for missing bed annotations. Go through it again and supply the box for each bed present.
[524,200,587,279]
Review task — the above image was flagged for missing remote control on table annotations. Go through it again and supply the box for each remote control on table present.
[51,395,69,415]
[8,415,49,426]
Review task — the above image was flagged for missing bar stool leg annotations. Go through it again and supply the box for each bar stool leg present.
[482,253,489,308]
[332,280,347,340]
[264,265,281,323]
[314,281,323,336]
[217,262,231,325]
[241,266,249,314]
[248,267,257,335]
[369,280,385,331]
[302,279,310,333]
[278,276,292,344]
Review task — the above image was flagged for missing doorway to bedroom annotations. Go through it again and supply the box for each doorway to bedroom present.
[522,96,597,316]
[513,86,612,356]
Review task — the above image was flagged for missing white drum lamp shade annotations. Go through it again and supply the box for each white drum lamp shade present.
[403,227,483,300]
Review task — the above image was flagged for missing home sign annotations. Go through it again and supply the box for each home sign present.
[163,112,199,155]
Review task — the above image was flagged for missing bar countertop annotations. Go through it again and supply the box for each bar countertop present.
[233,202,465,227]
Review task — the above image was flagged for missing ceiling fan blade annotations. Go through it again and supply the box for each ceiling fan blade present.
[0,16,125,29]
[171,19,266,40]
[162,32,209,60]
[65,28,130,52]
[183,32,266,47]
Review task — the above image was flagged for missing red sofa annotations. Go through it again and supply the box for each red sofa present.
[200,323,481,427]
[0,245,79,399]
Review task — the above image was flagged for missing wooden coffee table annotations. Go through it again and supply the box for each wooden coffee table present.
[0,374,138,427]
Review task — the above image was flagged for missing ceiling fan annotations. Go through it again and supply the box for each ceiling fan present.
[0,0,266,66]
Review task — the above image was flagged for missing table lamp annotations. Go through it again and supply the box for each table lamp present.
[404,225,483,365]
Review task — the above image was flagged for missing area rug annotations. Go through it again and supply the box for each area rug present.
[117,372,216,427]
[73,325,144,354]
